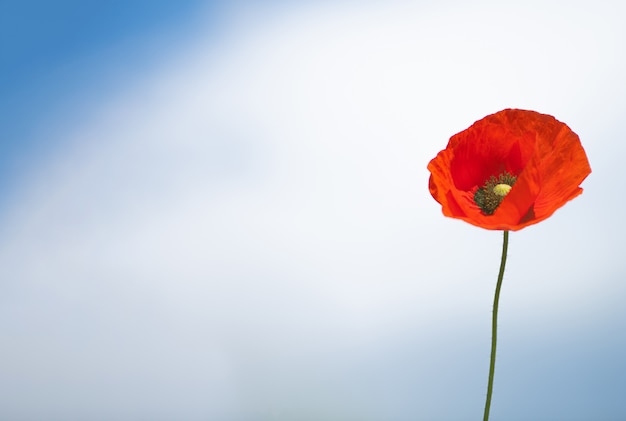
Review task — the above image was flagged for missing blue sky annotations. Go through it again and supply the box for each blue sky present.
[0,0,212,198]
[1,1,625,419]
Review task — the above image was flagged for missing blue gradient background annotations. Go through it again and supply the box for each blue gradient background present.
[1,1,625,419]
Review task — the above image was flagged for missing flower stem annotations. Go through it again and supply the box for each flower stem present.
[483,230,509,421]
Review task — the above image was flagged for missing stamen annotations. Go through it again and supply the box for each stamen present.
[474,171,517,215]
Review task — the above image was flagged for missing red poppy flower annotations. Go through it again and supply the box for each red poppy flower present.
[427,109,591,231]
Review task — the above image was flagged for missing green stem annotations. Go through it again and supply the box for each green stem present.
[483,230,509,421]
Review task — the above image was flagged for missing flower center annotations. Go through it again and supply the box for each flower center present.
[493,184,512,197]
[474,172,517,215]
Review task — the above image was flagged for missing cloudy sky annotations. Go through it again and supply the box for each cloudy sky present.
[1,1,625,419]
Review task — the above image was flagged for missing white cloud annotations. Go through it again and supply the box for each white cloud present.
[1,1,625,418]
